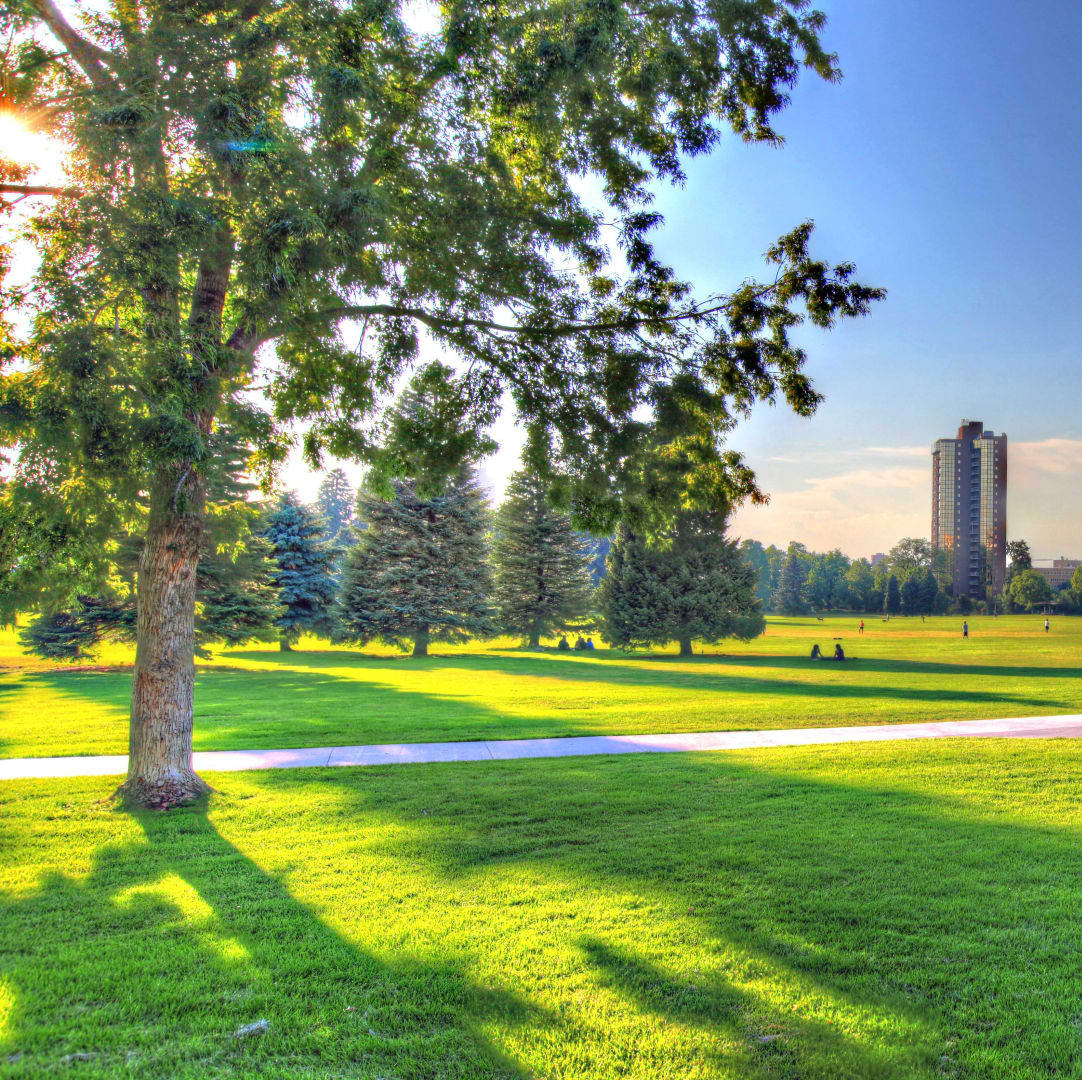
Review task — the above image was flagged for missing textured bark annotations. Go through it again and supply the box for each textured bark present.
[117,464,211,809]
[413,625,430,657]
[280,638,293,652]
[678,635,694,657]
[529,630,541,649]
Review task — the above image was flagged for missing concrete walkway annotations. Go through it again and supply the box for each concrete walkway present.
[2,714,1081,781]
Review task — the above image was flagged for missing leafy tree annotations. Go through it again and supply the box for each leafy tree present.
[844,558,876,612]
[1006,539,1033,584]
[805,548,849,610]
[738,540,772,610]
[1009,569,1053,611]
[601,514,764,657]
[0,3,882,806]
[316,469,356,552]
[900,574,923,615]
[493,468,595,648]
[772,550,809,616]
[884,574,901,614]
[340,471,496,656]
[887,538,933,581]
[263,495,338,651]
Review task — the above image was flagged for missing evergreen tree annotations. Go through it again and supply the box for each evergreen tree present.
[773,552,809,616]
[493,469,595,647]
[18,595,134,661]
[919,568,939,614]
[1006,539,1033,585]
[885,574,902,614]
[264,495,338,651]
[340,471,496,656]
[316,469,357,551]
[601,513,764,657]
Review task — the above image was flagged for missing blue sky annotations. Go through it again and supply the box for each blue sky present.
[641,0,1082,558]
[291,2,1082,556]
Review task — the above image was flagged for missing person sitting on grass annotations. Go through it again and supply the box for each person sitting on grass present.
[834,643,846,661]
[810,643,822,659]
[557,636,570,651]
[574,636,587,650]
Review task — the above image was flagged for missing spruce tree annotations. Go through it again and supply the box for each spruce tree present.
[901,574,923,616]
[493,469,595,647]
[264,495,338,651]
[773,552,809,616]
[316,469,357,551]
[601,514,764,657]
[341,470,496,656]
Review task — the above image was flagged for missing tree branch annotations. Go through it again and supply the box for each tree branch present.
[28,0,116,91]
[0,182,74,197]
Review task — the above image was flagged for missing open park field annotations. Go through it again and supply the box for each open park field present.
[4,739,1082,1078]
[0,615,1079,758]
[4,615,1082,1077]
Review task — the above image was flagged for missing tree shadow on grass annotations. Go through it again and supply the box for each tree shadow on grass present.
[255,744,1082,1078]
[0,806,543,1079]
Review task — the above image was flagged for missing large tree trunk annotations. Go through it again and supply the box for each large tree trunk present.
[280,638,293,652]
[529,629,541,649]
[678,635,694,658]
[117,464,211,809]
[413,625,430,657]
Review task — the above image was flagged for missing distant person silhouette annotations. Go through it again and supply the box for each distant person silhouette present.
[859,620,864,635]
[962,620,968,639]
[557,636,570,651]
[574,636,586,650]
[833,643,845,661]
[586,638,595,650]
[810,644,822,659]
[1045,618,1050,632]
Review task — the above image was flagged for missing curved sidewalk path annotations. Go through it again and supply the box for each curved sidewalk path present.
[2,714,1082,781]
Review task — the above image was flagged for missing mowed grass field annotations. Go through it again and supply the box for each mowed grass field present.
[1,615,1079,757]
[4,739,1082,1078]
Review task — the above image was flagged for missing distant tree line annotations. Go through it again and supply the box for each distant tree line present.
[739,537,952,616]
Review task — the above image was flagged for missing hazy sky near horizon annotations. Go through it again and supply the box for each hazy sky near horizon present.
[286,0,1082,560]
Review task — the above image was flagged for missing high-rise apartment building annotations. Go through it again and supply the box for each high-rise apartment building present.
[931,420,1007,598]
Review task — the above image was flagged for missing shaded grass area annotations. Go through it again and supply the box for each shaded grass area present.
[1,615,1080,757]
[3,739,1082,1077]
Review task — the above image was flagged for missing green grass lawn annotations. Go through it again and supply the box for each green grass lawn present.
[1,615,1079,757]
[3,739,1082,1078]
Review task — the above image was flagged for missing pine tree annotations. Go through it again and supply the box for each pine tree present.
[773,552,809,616]
[493,469,595,647]
[263,495,338,651]
[601,514,764,657]
[919,568,939,614]
[316,468,356,551]
[340,470,496,656]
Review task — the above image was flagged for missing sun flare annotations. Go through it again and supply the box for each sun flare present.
[0,112,66,181]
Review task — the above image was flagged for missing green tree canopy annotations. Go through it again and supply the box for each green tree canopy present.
[0,1,882,806]
[1009,569,1053,612]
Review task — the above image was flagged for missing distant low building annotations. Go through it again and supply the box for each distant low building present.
[870,552,886,567]
[1031,558,1081,589]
